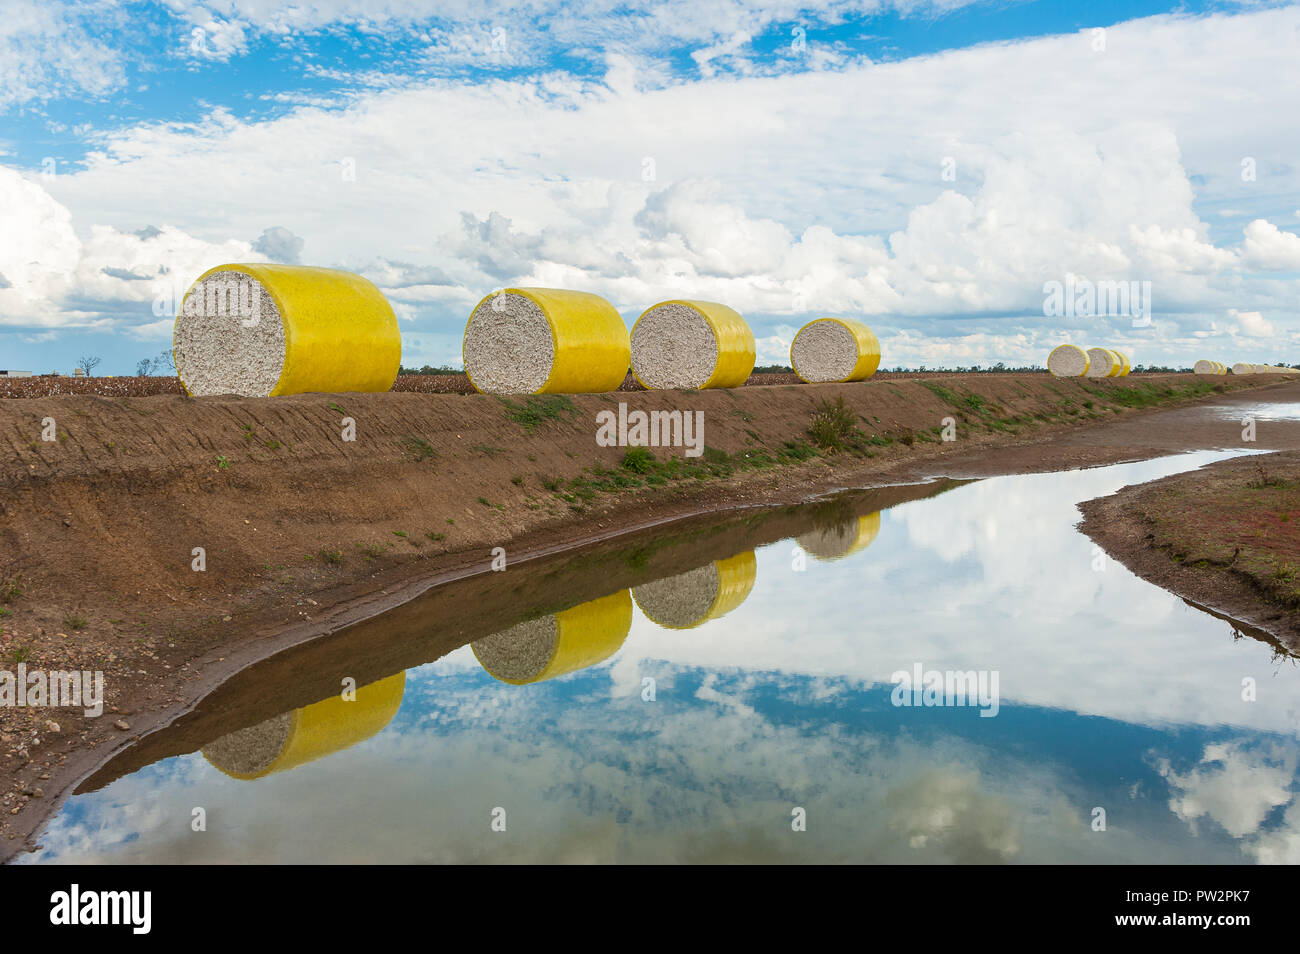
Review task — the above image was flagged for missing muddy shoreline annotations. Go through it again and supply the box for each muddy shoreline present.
[3,372,1298,860]
[1080,450,1300,653]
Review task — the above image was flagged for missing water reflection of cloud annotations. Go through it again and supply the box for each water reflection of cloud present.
[25,668,1265,865]
[616,452,1294,733]
[1154,740,1296,840]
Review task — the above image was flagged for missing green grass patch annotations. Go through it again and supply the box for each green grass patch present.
[398,436,437,462]
[621,446,655,473]
[808,396,860,452]
[500,394,578,431]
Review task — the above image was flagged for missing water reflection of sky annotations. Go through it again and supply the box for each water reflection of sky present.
[1215,401,1300,423]
[22,451,1300,864]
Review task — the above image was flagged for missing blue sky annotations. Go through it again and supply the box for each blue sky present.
[3,0,1299,374]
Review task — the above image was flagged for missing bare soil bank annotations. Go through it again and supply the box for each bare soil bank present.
[0,371,1293,856]
[1080,450,1300,652]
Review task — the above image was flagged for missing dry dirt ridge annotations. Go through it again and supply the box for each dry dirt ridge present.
[0,371,1291,858]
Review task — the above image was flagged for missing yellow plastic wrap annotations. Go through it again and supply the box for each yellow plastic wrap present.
[203,671,406,780]
[1112,350,1131,377]
[1106,349,1124,377]
[705,551,758,619]
[177,263,401,397]
[464,287,630,394]
[473,589,634,685]
[791,318,882,383]
[631,300,755,390]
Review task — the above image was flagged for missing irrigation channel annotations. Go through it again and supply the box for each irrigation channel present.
[17,448,1299,864]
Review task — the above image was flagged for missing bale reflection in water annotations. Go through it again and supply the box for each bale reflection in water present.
[632,550,757,629]
[472,589,634,684]
[202,671,406,780]
[796,512,881,561]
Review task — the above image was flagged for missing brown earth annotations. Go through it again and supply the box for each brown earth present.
[0,370,1295,858]
[1080,450,1300,652]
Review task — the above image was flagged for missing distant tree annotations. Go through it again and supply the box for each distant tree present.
[398,364,461,375]
[154,349,174,374]
[136,357,155,376]
[76,355,102,376]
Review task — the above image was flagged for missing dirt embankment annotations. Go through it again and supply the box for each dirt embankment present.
[0,371,1290,855]
[1080,450,1300,650]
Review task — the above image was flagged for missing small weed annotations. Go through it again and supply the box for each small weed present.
[318,548,344,565]
[477,496,492,507]
[8,645,32,664]
[622,446,655,473]
[1247,462,1295,490]
[63,614,88,631]
[398,436,437,462]
[0,578,22,604]
[511,474,525,485]
[216,455,230,470]
[426,531,446,543]
[808,397,859,452]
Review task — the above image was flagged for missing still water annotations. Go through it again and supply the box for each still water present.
[21,450,1300,864]
[1216,401,1300,423]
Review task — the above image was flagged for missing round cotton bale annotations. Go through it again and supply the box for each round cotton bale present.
[1085,347,1119,378]
[472,590,633,685]
[796,512,881,562]
[462,287,629,395]
[630,300,755,390]
[1112,350,1131,376]
[1193,359,1218,375]
[790,318,881,383]
[202,671,405,780]
[633,551,757,629]
[1047,344,1090,377]
[1231,362,1253,375]
[173,264,401,398]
